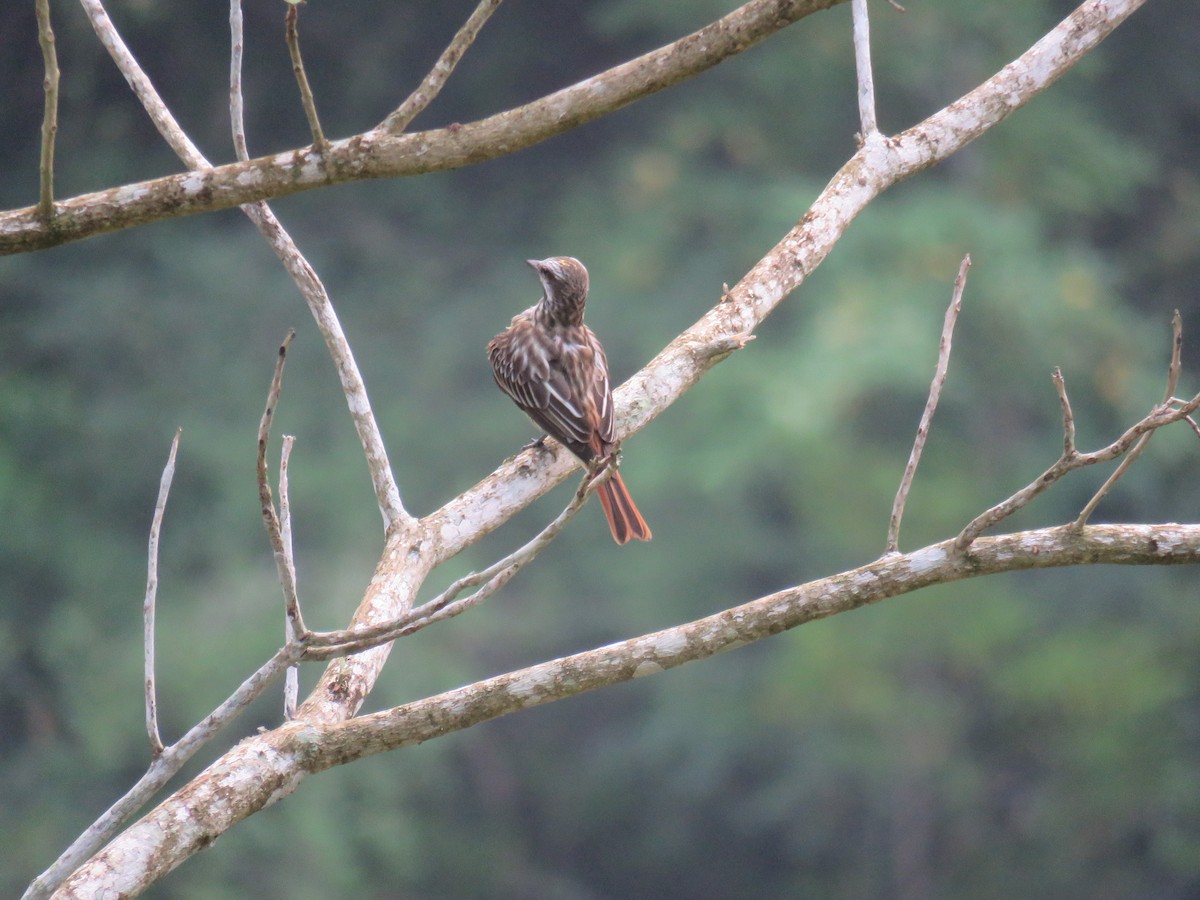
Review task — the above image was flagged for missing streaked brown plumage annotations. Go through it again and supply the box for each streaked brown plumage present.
[488,256,651,544]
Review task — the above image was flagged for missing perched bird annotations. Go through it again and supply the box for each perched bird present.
[487,256,651,544]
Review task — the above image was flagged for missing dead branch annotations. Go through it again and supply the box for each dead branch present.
[19,1,1165,896]
[34,0,59,218]
[1075,311,1184,525]
[279,435,300,719]
[380,0,504,135]
[425,0,1148,564]
[54,523,1200,898]
[851,0,879,140]
[285,4,327,149]
[955,361,1200,552]
[304,466,616,661]
[23,642,302,900]
[886,255,969,554]
[2,0,848,254]
[257,331,306,639]
[143,428,181,756]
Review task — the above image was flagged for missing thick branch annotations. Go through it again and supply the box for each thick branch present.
[55,523,1200,897]
[1,0,845,254]
[288,0,1150,753]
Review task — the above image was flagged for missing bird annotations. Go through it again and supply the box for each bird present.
[487,256,651,544]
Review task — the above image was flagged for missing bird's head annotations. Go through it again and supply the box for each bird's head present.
[528,256,589,326]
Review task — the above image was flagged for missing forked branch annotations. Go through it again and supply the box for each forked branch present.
[1074,311,1184,525]
[257,331,306,639]
[955,317,1200,551]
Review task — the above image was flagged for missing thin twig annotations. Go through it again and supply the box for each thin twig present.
[1183,413,1200,440]
[1074,311,1183,526]
[229,0,249,163]
[886,254,969,554]
[280,435,300,719]
[379,0,504,135]
[851,0,879,140]
[144,429,181,756]
[35,0,60,218]
[258,331,307,639]
[304,466,616,660]
[285,4,327,149]
[1053,367,1077,457]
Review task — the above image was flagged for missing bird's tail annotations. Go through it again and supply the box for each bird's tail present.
[596,470,652,544]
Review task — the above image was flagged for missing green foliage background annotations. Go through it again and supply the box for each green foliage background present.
[2,1,1199,896]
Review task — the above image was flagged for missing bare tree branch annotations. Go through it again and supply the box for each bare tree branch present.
[23,643,302,900]
[35,0,59,218]
[304,466,616,661]
[424,0,1149,565]
[285,4,327,149]
[886,255,969,554]
[955,380,1200,552]
[74,0,414,533]
[4,0,1144,256]
[851,0,879,140]
[379,0,504,135]
[227,0,406,531]
[54,523,1200,897]
[282,0,1152,744]
[1075,311,1184,526]
[144,428,181,756]
[1054,367,1078,457]
[279,435,300,719]
[20,2,1166,896]
[2,0,848,254]
[78,0,206,165]
[258,332,307,640]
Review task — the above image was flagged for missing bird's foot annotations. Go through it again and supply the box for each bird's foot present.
[522,435,553,455]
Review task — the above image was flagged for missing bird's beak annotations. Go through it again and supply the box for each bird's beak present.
[526,259,543,271]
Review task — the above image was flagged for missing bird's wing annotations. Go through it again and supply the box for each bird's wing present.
[587,328,616,451]
[488,324,596,457]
